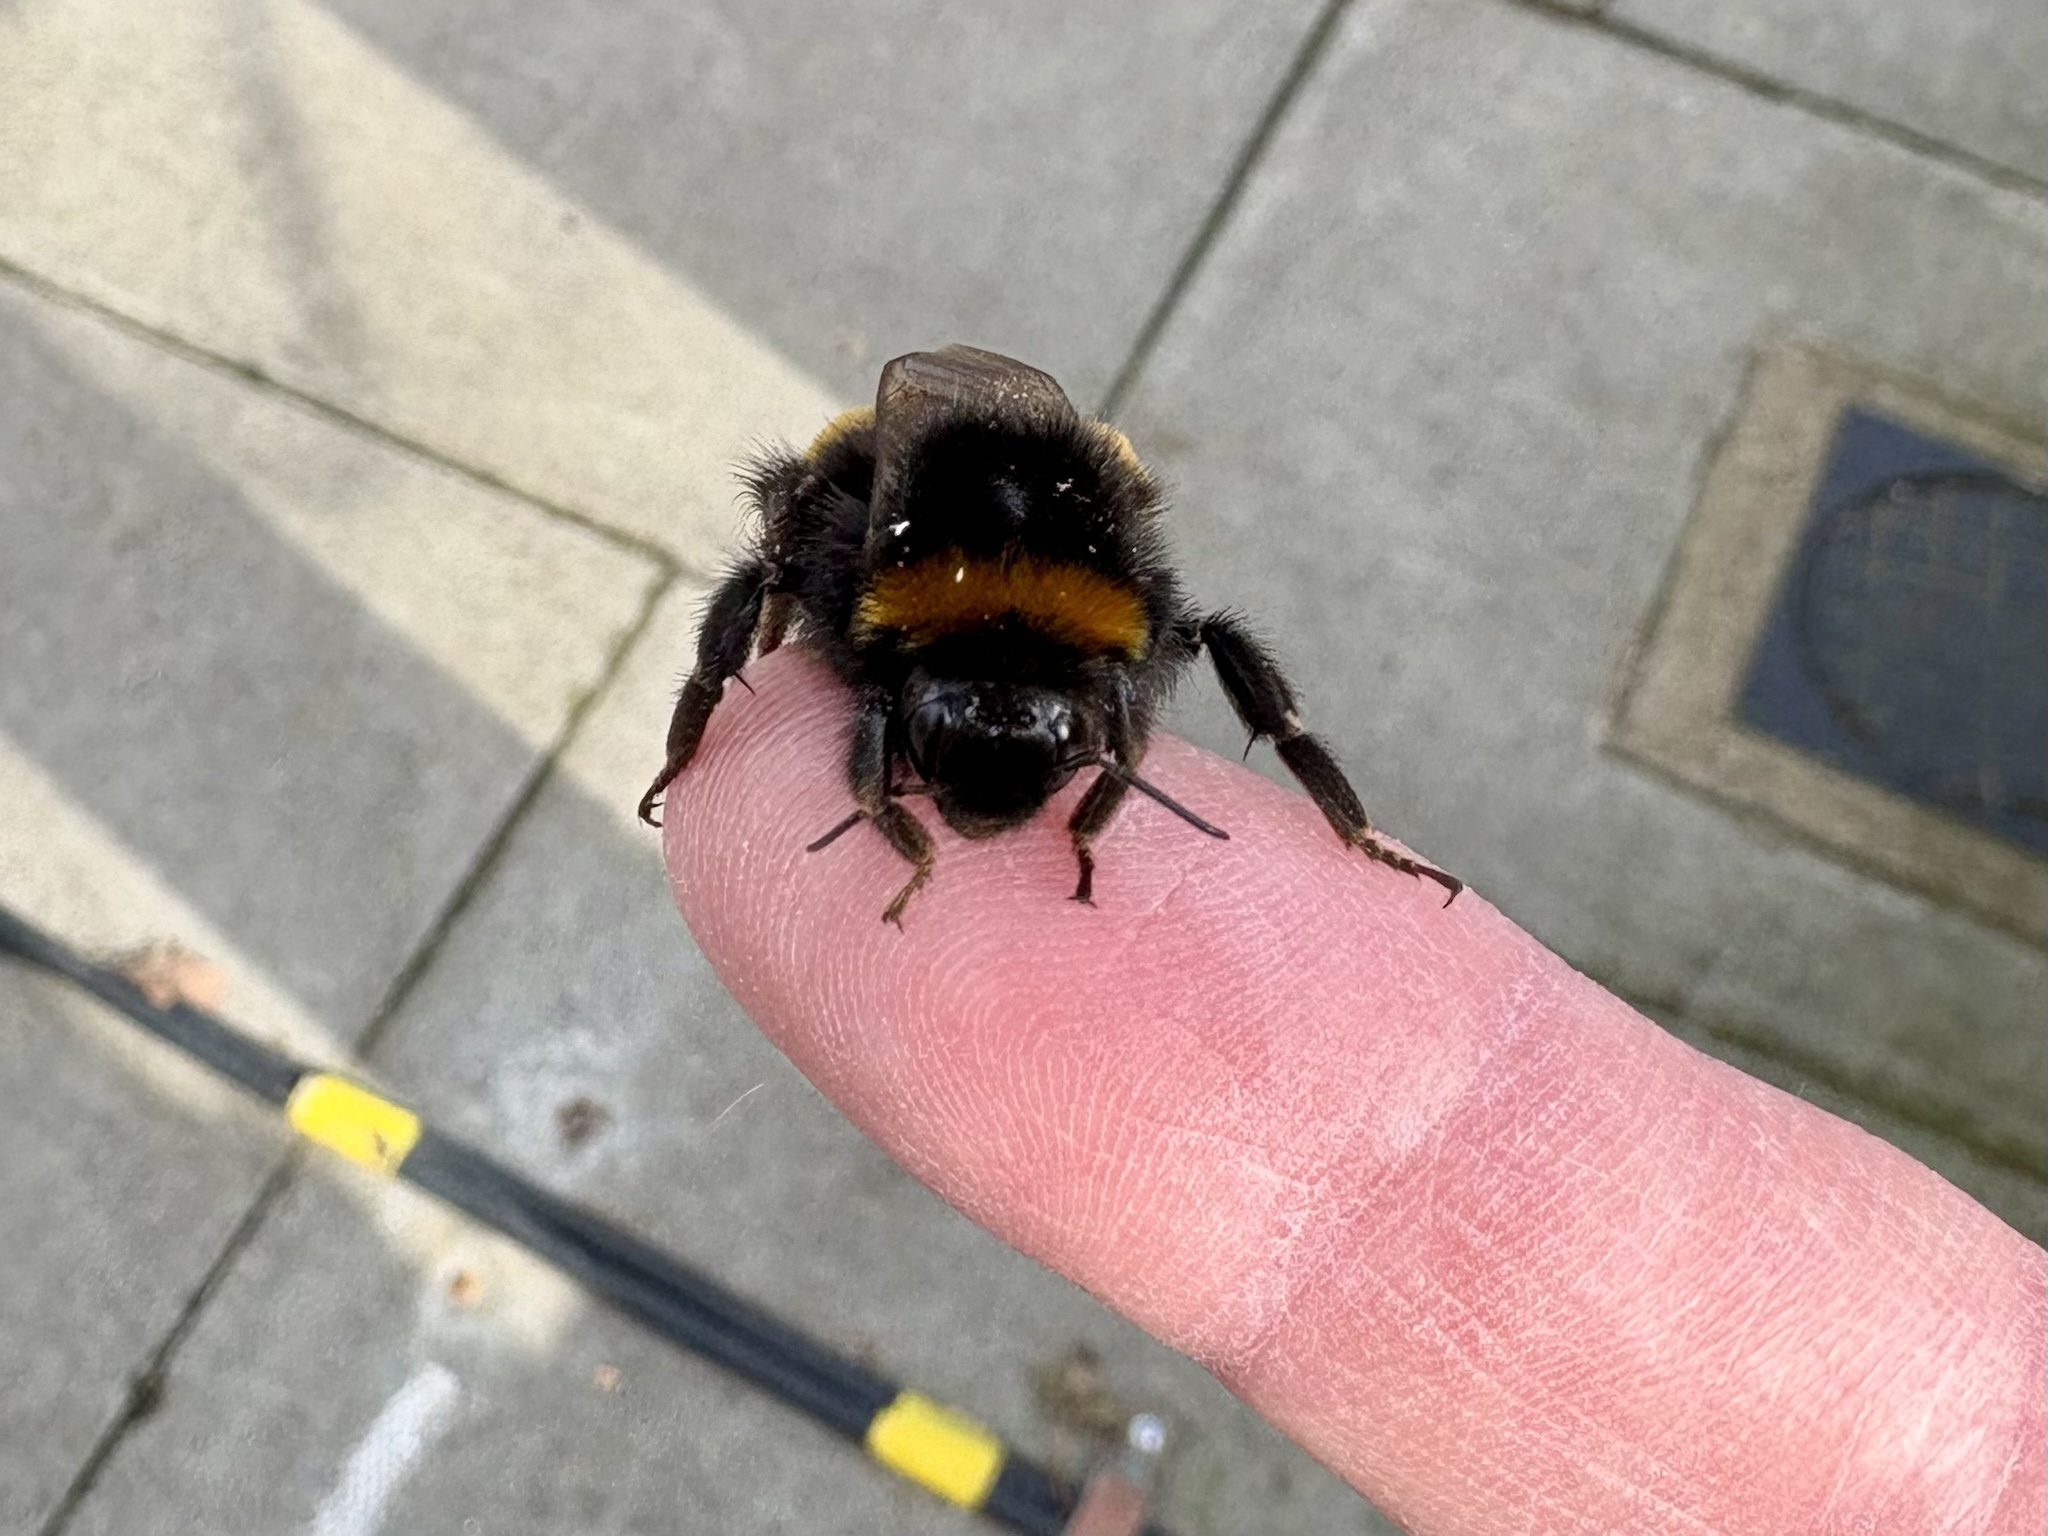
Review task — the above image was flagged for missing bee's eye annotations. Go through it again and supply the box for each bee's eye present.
[905,696,959,779]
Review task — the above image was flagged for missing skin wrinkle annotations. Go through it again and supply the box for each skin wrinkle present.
[1209,976,1561,1394]
[663,651,2045,1536]
[1343,1024,1949,1536]
[1320,1163,1685,1509]
[1106,933,1426,1363]
[1523,1056,1998,1531]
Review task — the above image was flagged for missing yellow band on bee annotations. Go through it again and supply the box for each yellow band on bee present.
[807,406,875,461]
[864,1391,1005,1509]
[1093,423,1146,474]
[285,1073,421,1176]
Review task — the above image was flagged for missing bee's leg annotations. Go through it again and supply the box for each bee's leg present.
[1197,612,1461,904]
[638,557,775,827]
[745,447,811,658]
[806,687,935,928]
[754,592,797,656]
[1066,711,1144,906]
[1066,768,1130,906]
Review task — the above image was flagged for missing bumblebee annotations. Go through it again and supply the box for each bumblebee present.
[641,345,1460,924]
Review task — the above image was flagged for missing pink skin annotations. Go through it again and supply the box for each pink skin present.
[662,650,2044,1536]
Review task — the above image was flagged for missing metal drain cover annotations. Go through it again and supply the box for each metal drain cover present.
[1612,342,2046,943]
[1739,409,2046,855]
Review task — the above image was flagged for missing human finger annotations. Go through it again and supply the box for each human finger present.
[663,647,2044,1536]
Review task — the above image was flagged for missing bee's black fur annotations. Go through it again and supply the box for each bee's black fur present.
[641,345,1459,923]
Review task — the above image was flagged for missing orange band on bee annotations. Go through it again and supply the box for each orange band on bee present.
[857,551,1150,657]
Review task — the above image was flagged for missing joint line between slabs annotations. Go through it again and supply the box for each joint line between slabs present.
[1097,0,1355,420]
[1103,0,2040,428]
[0,251,693,581]
[1506,0,2048,200]
[35,1156,303,1536]
[353,562,681,1063]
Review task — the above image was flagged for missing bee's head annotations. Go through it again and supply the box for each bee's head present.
[901,674,1094,837]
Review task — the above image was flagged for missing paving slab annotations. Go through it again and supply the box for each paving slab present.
[0,969,282,1536]
[1116,0,2046,1194]
[62,1159,954,1536]
[67,1158,1382,1536]
[0,0,1325,562]
[1609,0,2048,183]
[0,277,655,1528]
[68,585,1400,1535]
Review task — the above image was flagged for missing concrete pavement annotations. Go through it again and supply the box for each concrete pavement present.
[2,1,2040,1531]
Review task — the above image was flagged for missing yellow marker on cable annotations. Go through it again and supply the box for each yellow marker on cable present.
[865,1390,1005,1509]
[285,1073,421,1176]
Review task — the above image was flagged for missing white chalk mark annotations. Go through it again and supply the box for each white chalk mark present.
[710,1083,764,1126]
[306,1362,460,1536]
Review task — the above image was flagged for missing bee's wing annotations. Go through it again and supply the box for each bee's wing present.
[870,345,1076,521]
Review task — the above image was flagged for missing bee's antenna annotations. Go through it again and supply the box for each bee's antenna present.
[805,809,867,852]
[1073,756,1230,840]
